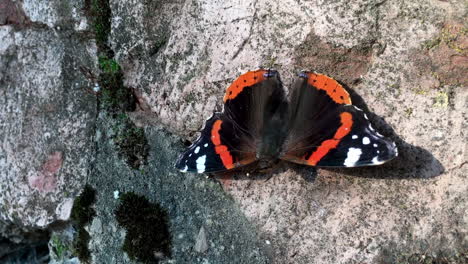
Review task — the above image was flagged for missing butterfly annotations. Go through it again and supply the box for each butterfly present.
[175,69,398,173]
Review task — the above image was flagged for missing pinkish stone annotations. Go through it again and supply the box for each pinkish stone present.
[28,151,63,193]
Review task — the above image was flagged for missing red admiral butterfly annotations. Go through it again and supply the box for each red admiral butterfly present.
[176,69,398,173]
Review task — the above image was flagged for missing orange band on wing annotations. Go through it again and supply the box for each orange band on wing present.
[305,112,353,165]
[211,120,235,169]
[307,73,352,105]
[223,70,267,102]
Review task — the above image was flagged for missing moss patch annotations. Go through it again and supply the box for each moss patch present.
[87,0,112,50]
[70,185,97,263]
[115,192,171,264]
[50,234,68,260]
[112,114,149,169]
[98,66,136,113]
[84,0,149,168]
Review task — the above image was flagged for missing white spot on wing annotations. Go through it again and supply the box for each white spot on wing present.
[196,155,206,173]
[344,148,362,167]
[181,165,188,173]
[373,143,378,148]
[362,137,370,145]
[353,106,363,111]
[364,114,369,120]
[369,124,375,131]
[352,135,358,139]
[204,143,208,147]
[194,146,200,154]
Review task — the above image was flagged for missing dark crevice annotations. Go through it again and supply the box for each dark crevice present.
[0,230,50,264]
[83,0,149,168]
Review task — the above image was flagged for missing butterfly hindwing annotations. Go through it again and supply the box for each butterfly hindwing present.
[280,72,397,167]
[314,105,398,167]
[175,113,257,173]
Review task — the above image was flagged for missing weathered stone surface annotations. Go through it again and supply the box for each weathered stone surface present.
[0,22,97,232]
[0,0,29,26]
[109,0,467,263]
[0,0,466,262]
[88,118,269,263]
[21,0,89,31]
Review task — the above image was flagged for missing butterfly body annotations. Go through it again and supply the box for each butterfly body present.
[176,69,397,173]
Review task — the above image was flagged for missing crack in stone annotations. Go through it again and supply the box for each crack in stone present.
[231,0,259,60]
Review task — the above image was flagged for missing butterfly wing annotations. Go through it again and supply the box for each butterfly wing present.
[280,72,397,167]
[175,113,257,173]
[176,69,287,173]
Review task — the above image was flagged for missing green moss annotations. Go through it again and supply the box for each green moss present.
[70,185,97,263]
[84,0,135,113]
[98,68,136,113]
[50,234,68,260]
[85,0,148,166]
[71,185,96,226]
[73,228,92,262]
[90,0,111,49]
[115,192,172,263]
[111,114,149,169]
[99,56,120,74]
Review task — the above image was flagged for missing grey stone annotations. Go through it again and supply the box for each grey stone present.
[0,0,466,263]
[194,226,208,253]
[87,117,269,263]
[22,0,89,30]
[0,6,97,236]
[90,218,103,234]
[107,0,467,263]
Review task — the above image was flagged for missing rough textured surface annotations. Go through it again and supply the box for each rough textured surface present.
[88,117,269,263]
[109,0,467,263]
[0,0,97,235]
[0,0,467,263]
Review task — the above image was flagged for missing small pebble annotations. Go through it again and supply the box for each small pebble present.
[194,226,208,253]
[93,83,100,92]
